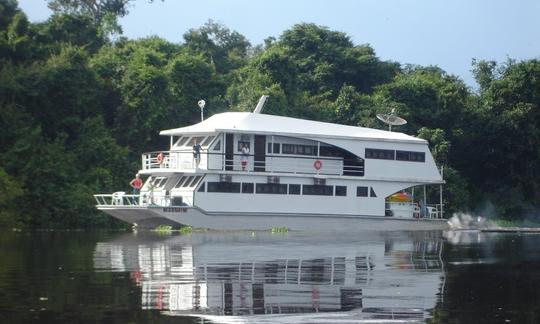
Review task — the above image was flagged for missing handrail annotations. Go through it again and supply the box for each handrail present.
[94,193,193,207]
[94,193,140,207]
[141,150,364,176]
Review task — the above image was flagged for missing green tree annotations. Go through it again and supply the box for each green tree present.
[183,20,251,75]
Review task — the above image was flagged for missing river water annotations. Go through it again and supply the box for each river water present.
[0,229,539,323]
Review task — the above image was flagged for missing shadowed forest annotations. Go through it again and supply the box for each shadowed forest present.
[1,0,539,228]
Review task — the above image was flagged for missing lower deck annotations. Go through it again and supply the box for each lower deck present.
[98,205,448,231]
[94,172,444,229]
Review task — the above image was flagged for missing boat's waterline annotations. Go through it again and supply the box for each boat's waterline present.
[98,206,449,231]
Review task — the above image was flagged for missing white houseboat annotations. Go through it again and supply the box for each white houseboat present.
[94,97,447,230]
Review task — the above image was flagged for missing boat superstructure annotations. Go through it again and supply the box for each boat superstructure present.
[95,97,447,230]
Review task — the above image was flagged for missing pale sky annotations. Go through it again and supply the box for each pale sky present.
[18,0,540,87]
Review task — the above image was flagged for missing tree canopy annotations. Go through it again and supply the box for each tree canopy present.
[1,0,540,227]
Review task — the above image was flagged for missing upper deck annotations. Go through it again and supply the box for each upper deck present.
[140,111,442,183]
[141,134,364,177]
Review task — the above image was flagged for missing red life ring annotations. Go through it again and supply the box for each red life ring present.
[313,160,322,170]
[156,152,164,164]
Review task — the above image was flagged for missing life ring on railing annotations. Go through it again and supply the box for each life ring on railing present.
[156,152,164,164]
[313,160,322,170]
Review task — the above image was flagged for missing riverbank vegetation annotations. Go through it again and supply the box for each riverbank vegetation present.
[1,0,539,228]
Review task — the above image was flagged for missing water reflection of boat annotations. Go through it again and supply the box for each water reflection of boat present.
[94,231,444,322]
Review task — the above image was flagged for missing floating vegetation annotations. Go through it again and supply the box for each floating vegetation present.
[271,227,289,234]
[492,219,540,228]
[179,226,193,235]
[153,225,173,234]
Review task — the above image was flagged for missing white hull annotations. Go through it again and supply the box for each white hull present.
[99,206,448,231]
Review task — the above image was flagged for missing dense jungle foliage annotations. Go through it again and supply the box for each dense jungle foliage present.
[1,0,539,228]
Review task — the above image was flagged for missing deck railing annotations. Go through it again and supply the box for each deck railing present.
[94,192,192,207]
[141,150,364,176]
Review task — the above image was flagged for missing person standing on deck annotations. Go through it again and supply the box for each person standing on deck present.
[241,143,250,171]
[129,173,143,203]
[193,140,202,168]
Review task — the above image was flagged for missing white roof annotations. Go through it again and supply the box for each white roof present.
[160,112,426,144]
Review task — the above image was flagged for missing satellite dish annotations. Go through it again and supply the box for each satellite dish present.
[376,108,407,131]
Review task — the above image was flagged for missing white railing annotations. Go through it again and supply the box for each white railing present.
[141,150,364,176]
[94,192,140,207]
[94,192,193,207]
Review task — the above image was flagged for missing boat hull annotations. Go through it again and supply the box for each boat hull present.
[98,206,449,231]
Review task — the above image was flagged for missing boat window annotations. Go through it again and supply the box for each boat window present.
[303,185,333,196]
[288,184,300,195]
[237,141,250,152]
[197,182,206,192]
[174,176,188,188]
[189,176,202,187]
[256,183,287,194]
[365,148,395,160]
[181,176,194,188]
[282,144,317,156]
[212,140,221,151]
[320,146,342,157]
[174,136,189,147]
[176,136,191,146]
[357,186,368,197]
[187,136,205,146]
[151,177,167,189]
[335,186,347,196]
[241,183,254,193]
[202,136,215,147]
[396,150,425,162]
[207,182,241,193]
[370,187,377,197]
[267,142,281,154]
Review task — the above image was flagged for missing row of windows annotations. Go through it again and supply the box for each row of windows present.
[365,148,425,162]
[267,143,347,158]
[149,176,168,189]
[175,136,215,148]
[202,182,376,197]
[174,175,203,189]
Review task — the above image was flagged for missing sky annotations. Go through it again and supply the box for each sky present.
[18,0,540,87]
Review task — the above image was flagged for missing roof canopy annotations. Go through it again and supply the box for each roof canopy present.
[160,112,425,144]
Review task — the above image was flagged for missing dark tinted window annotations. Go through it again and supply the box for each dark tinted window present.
[189,176,202,187]
[282,144,317,156]
[207,182,241,193]
[242,183,254,193]
[181,176,194,187]
[288,184,300,195]
[320,146,342,157]
[365,148,395,160]
[335,186,347,196]
[370,187,377,197]
[202,136,215,146]
[197,182,205,192]
[267,143,281,154]
[174,176,188,188]
[176,137,189,147]
[357,186,368,197]
[303,185,333,196]
[212,140,221,151]
[256,183,287,194]
[396,150,426,162]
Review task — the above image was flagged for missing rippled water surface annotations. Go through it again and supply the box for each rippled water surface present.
[0,229,539,323]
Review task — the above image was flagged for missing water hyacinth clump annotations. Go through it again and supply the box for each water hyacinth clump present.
[271,227,289,234]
